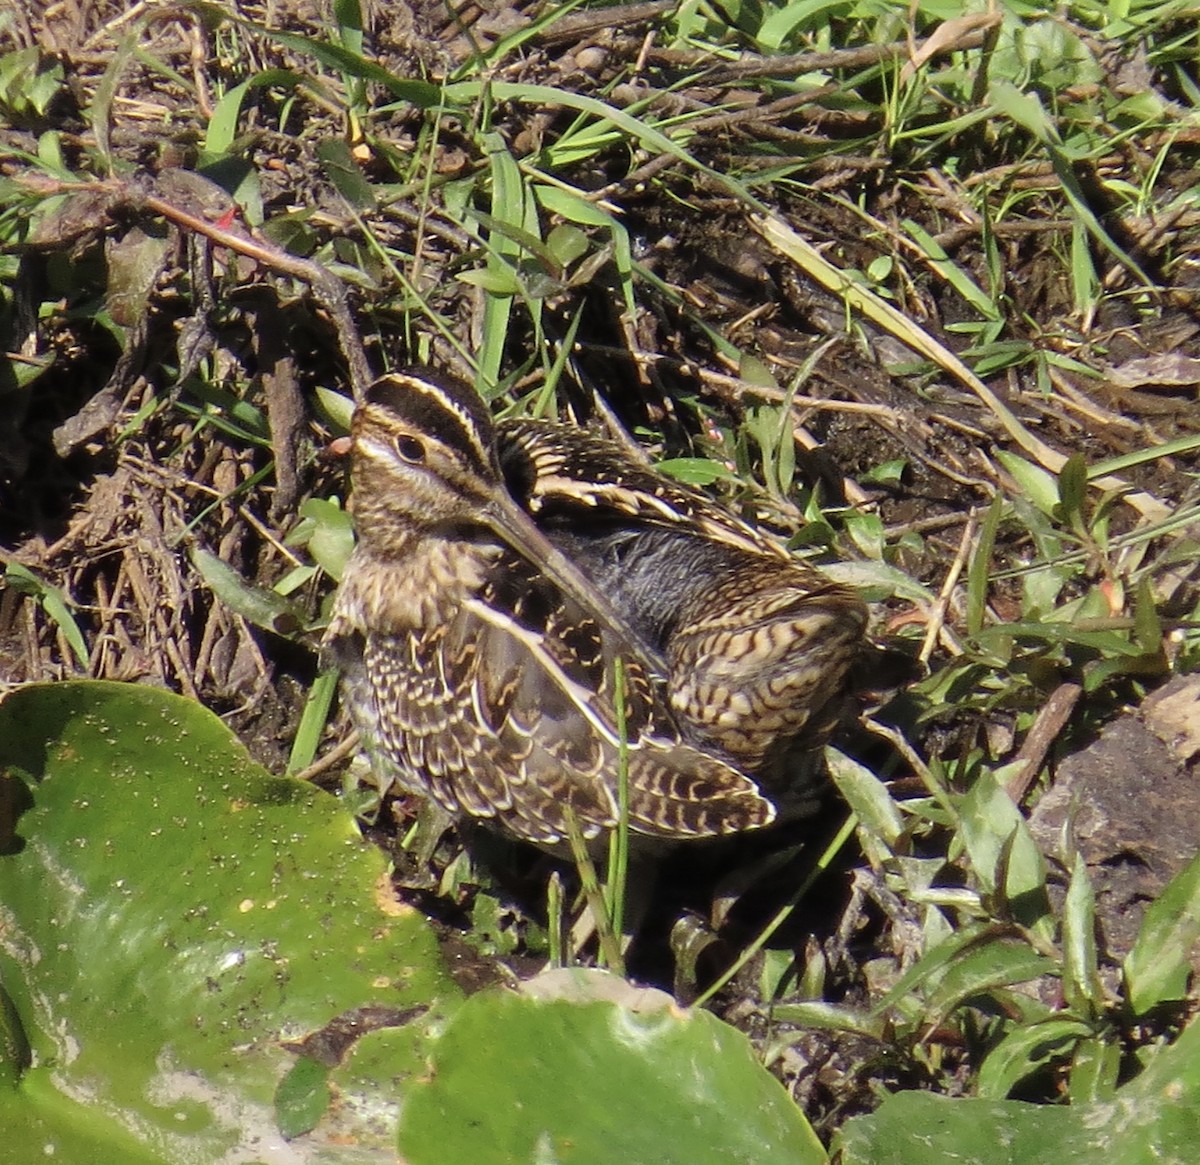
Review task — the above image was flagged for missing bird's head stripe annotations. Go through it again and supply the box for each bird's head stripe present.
[364,370,497,477]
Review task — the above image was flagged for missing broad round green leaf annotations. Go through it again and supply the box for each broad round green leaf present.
[397,968,827,1165]
[0,681,459,1163]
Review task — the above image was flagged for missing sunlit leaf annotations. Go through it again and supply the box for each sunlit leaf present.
[977,1016,1094,1100]
[398,970,827,1165]
[1061,853,1101,1019]
[191,546,307,635]
[0,681,458,1161]
[1124,850,1200,1017]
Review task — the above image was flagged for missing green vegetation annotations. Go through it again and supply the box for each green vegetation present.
[2,0,1199,1160]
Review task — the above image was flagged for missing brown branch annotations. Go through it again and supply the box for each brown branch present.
[16,172,373,399]
[1004,683,1084,805]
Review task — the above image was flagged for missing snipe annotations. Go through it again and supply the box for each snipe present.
[325,369,868,847]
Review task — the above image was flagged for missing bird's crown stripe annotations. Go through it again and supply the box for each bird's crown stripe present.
[365,371,496,475]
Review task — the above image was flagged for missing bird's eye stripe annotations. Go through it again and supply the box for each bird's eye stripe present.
[364,371,497,479]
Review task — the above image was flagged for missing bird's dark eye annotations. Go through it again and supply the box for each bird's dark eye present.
[394,435,426,464]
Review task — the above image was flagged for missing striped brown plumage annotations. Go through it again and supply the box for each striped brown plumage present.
[325,369,867,847]
[498,419,869,813]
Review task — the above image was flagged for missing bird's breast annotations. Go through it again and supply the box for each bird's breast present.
[330,538,499,636]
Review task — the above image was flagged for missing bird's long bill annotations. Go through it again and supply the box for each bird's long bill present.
[482,488,669,679]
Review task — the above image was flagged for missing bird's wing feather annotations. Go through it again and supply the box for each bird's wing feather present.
[359,550,773,845]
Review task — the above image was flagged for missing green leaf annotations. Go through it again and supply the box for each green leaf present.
[534,185,619,228]
[287,667,339,775]
[314,384,355,432]
[654,457,740,486]
[191,546,307,635]
[1057,453,1089,526]
[1061,853,1101,1019]
[967,495,1003,637]
[827,748,903,850]
[0,681,458,1161]
[1068,1036,1121,1106]
[921,937,1056,1033]
[333,0,364,54]
[4,561,89,667]
[955,767,1051,933]
[203,74,255,157]
[298,497,356,581]
[1131,576,1164,657]
[456,266,522,296]
[844,510,885,560]
[976,1016,1093,1099]
[0,980,31,1089]
[1124,849,1200,1016]
[0,47,64,118]
[995,450,1060,516]
[532,184,635,318]
[989,80,1057,142]
[821,559,937,606]
[757,0,851,51]
[274,1056,332,1139]
[1069,219,1100,317]
[474,130,531,388]
[903,218,1001,321]
[545,222,589,267]
[88,27,138,170]
[871,925,1007,1022]
[197,9,441,107]
[317,137,378,209]
[833,1073,1134,1161]
[767,1000,884,1040]
[181,382,273,445]
[860,458,907,487]
[739,353,781,389]
[840,1018,1200,1163]
[398,969,827,1165]
[441,81,767,217]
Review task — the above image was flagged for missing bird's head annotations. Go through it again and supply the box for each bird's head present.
[348,369,503,547]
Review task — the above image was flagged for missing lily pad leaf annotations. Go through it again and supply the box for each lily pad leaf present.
[397,967,827,1165]
[0,680,459,1163]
